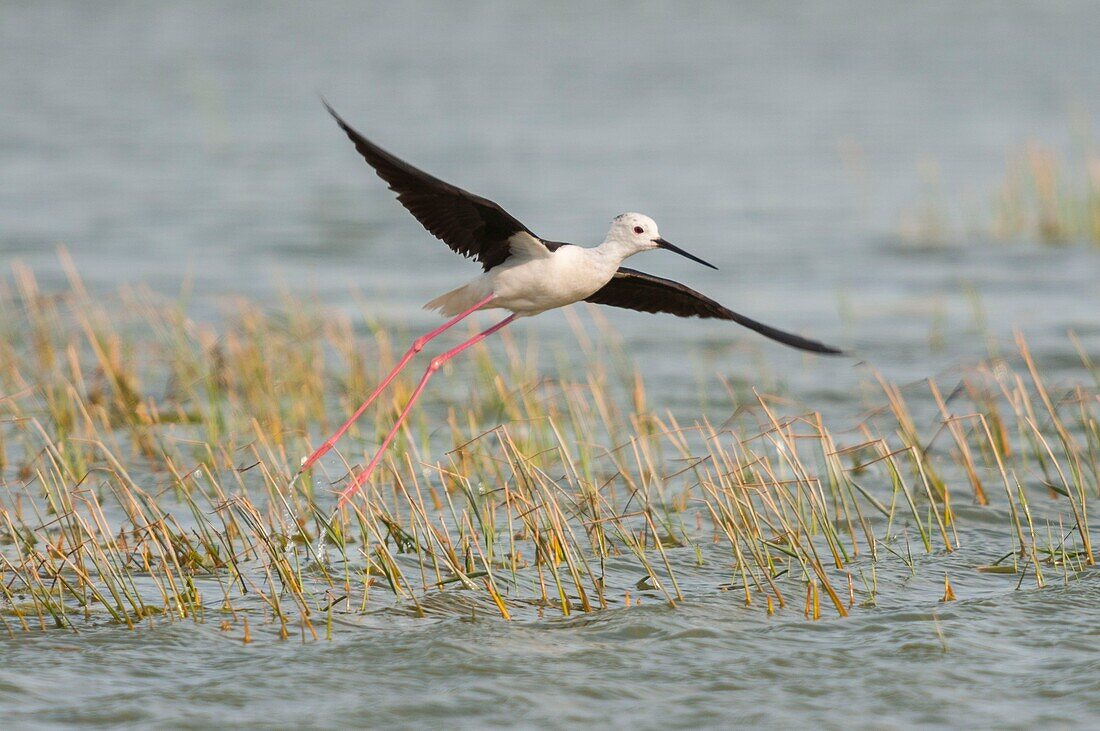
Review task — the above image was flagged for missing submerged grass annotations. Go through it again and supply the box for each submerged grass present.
[0,262,1097,640]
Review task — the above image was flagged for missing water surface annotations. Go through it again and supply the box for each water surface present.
[2,2,1100,728]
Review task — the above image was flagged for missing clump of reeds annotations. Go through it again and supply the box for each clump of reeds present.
[900,134,1100,247]
[992,141,1100,245]
[0,262,1096,640]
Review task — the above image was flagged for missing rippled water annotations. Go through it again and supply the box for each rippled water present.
[3,2,1100,728]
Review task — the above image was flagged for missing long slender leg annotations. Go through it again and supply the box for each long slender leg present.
[289,293,496,487]
[336,313,517,507]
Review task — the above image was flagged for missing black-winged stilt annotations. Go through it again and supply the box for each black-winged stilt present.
[304,103,844,506]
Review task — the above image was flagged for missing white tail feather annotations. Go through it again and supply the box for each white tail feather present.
[424,282,490,317]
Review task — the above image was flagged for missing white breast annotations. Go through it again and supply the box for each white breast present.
[488,244,618,315]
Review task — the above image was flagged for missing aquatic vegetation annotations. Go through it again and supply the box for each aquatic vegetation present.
[992,141,1100,245]
[0,263,1096,640]
[901,136,1100,247]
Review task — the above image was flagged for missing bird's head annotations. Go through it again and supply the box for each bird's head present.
[607,213,717,269]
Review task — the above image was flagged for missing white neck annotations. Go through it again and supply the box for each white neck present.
[594,235,644,266]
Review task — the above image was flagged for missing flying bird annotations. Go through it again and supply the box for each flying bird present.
[301,102,844,506]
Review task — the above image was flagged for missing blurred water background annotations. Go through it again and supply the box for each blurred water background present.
[2,2,1100,728]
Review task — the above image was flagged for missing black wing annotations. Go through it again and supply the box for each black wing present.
[325,102,538,271]
[585,268,844,355]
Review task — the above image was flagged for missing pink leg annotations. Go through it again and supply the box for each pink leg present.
[336,313,517,507]
[291,293,496,484]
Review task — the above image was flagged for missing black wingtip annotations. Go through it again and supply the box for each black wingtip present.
[720,307,847,356]
[321,99,374,158]
[321,97,361,140]
[786,333,847,356]
[815,343,847,357]
[778,336,846,356]
[320,95,343,124]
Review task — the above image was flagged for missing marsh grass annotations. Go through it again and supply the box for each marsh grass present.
[901,135,1100,247]
[0,263,1097,640]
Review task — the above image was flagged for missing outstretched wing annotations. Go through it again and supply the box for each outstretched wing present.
[325,102,543,271]
[585,268,844,355]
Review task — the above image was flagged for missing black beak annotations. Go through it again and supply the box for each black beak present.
[654,238,718,270]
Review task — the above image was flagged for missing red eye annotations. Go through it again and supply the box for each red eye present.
[633,226,644,234]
